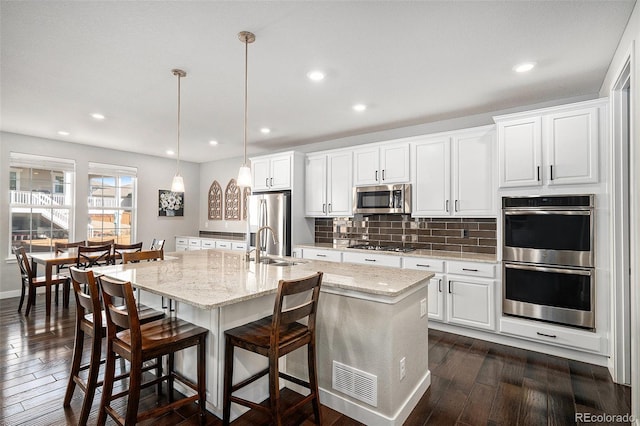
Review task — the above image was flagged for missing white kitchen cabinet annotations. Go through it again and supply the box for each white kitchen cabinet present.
[232,242,247,251]
[305,150,353,217]
[495,99,603,188]
[188,238,202,251]
[411,126,495,217]
[353,142,410,186]
[215,240,232,250]
[446,261,495,331]
[201,239,216,250]
[301,248,342,263]
[175,237,189,252]
[342,251,402,268]
[251,152,292,191]
[403,257,446,321]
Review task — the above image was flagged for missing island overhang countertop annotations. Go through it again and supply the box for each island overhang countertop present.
[93,249,434,310]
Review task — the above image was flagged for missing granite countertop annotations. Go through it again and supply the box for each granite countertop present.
[295,243,497,263]
[94,249,432,310]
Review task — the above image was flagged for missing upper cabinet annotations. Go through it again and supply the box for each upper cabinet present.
[251,152,293,191]
[495,99,605,188]
[353,142,410,186]
[305,150,353,217]
[411,126,496,217]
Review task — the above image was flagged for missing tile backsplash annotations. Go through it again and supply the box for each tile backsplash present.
[315,215,497,255]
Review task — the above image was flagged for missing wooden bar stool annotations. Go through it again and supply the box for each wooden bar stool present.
[223,272,323,426]
[97,275,208,425]
[112,242,143,264]
[122,249,164,263]
[54,240,86,306]
[63,267,165,425]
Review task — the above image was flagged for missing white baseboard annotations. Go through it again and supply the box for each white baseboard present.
[0,289,23,300]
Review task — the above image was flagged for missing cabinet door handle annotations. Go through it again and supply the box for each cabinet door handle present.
[365,258,377,262]
[328,203,332,213]
[322,204,326,213]
[375,170,378,181]
[416,264,431,268]
[316,254,327,257]
[455,200,459,212]
[270,177,273,186]
[265,178,269,187]
[438,278,442,292]
[537,166,541,181]
[382,169,385,181]
[446,200,449,212]
[462,268,478,272]
[536,332,557,339]
[448,280,452,293]
[549,165,554,180]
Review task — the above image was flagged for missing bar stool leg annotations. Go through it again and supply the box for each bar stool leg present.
[98,345,116,426]
[63,324,84,407]
[17,282,26,312]
[157,355,164,397]
[308,341,322,424]
[222,336,234,426]
[78,329,102,425]
[268,351,282,426]
[198,335,207,425]
[125,359,142,425]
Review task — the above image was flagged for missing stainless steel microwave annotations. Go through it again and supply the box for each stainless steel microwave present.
[353,184,411,214]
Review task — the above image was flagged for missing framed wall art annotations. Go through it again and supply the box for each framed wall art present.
[158,190,184,217]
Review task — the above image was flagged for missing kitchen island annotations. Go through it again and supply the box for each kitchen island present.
[95,249,433,426]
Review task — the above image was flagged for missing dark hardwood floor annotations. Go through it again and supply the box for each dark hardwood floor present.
[0,294,631,425]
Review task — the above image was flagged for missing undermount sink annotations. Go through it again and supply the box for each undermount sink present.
[258,257,306,267]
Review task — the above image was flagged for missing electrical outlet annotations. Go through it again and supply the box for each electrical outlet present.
[420,298,427,318]
[400,357,406,380]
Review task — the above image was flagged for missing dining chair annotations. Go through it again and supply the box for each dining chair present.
[87,239,114,247]
[122,249,164,264]
[150,238,165,251]
[13,246,69,316]
[112,242,143,264]
[76,244,112,269]
[97,275,208,425]
[64,267,165,425]
[223,271,323,426]
[53,240,86,304]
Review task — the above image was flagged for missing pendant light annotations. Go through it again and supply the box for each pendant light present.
[237,31,255,187]
[171,68,186,193]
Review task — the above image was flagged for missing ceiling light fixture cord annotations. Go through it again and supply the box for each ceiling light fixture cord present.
[243,34,248,166]
[171,68,186,193]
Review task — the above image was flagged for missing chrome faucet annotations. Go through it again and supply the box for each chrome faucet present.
[255,226,278,263]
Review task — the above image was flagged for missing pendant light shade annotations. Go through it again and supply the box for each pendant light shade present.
[237,31,255,187]
[171,68,186,192]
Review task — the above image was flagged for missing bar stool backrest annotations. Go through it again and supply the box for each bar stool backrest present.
[112,242,143,263]
[77,244,112,268]
[98,276,141,348]
[122,250,164,264]
[271,271,323,348]
[69,267,102,325]
[150,239,165,251]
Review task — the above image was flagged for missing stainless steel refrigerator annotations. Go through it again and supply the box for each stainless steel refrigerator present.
[248,191,291,257]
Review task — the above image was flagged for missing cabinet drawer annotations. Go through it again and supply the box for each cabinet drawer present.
[216,241,232,250]
[343,252,402,268]
[402,257,444,273]
[188,238,201,248]
[232,242,247,251]
[201,240,216,249]
[500,317,603,353]
[447,261,495,278]
[175,237,188,245]
[302,248,342,263]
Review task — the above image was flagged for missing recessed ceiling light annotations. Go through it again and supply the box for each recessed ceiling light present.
[353,104,367,112]
[260,127,271,134]
[209,140,219,146]
[166,150,175,156]
[91,113,105,120]
[57,131,70,136]
[307,71,325,81]
[513,62,536,73]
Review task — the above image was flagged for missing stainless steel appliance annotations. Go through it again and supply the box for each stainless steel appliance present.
[249,191,291,257]
[502,195,595,330]
[353,184,411,215]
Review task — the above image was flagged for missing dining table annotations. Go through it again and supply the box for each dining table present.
[29,248,117,317]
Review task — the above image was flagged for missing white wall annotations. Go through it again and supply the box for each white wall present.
[599,1,640,422]
[0,131,200,297]
[199,156,248,234]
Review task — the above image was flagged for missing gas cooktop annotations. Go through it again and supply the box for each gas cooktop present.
[347,244,416,253]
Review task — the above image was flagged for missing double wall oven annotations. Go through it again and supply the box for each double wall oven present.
[502,195,595,330]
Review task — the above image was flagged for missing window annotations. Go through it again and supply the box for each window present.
[9,153,75,253]
[87,163,137,245]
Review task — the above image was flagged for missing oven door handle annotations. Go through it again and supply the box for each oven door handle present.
[504,210,591,216]
[504,262,592,276]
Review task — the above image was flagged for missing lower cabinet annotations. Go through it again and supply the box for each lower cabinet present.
[301,248,342,263]
[176,237,189,251]
[427,274,445,322]
[446,275,495,331]
[342,251,402,268]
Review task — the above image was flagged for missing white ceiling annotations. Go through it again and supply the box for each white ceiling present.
[1,1,635,163]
